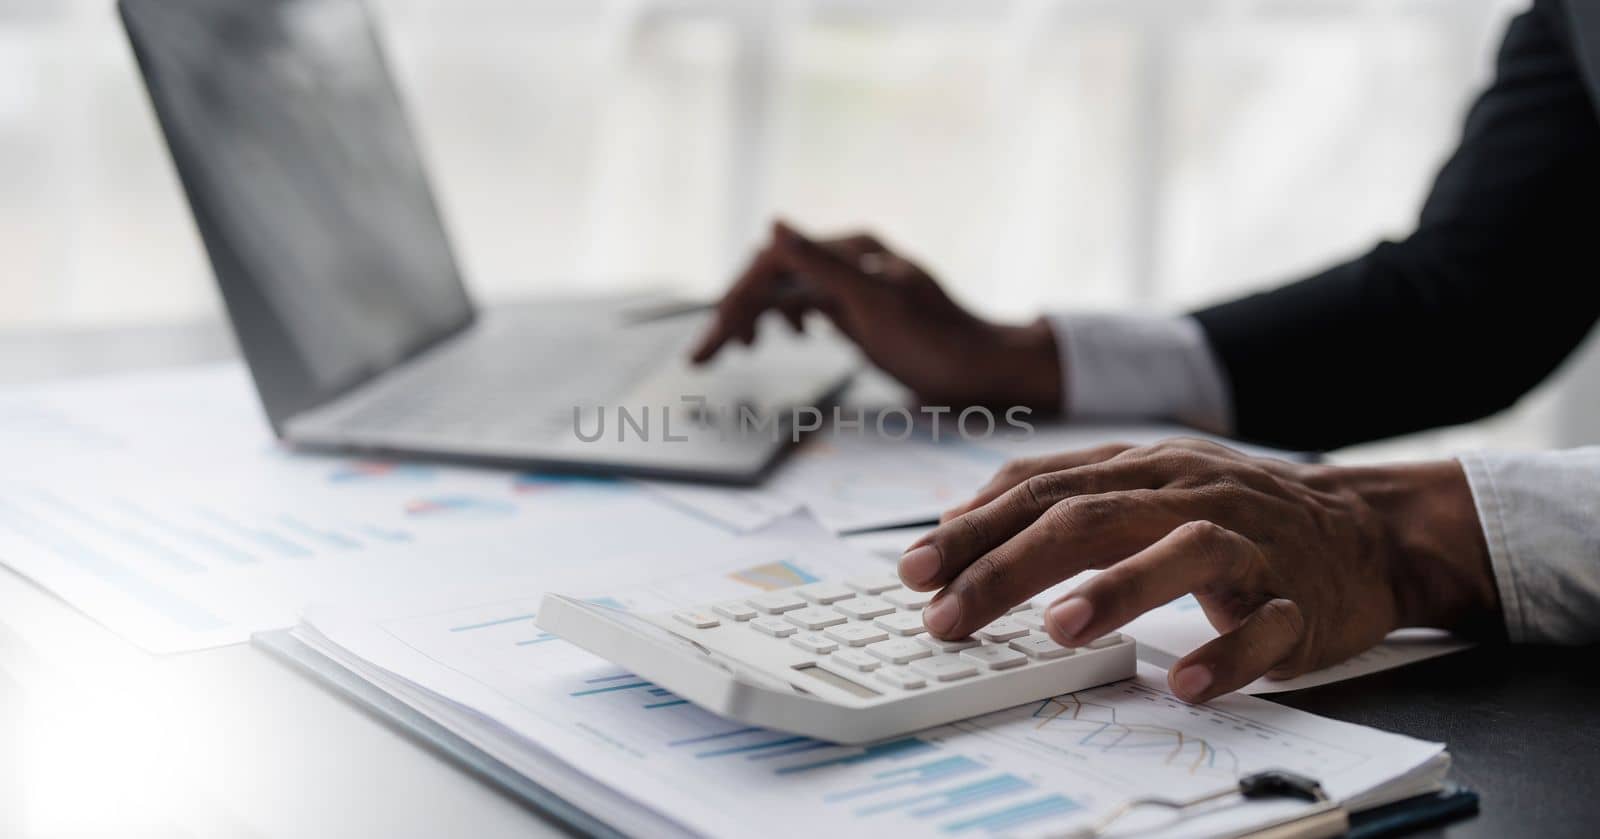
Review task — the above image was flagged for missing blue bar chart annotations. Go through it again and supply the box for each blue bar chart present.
[664,729,1078,834]
[567,672,690,711]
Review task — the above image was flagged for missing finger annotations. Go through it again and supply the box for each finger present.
[777,297,808,332]
[1046,520,1259,646]
[1168,598,1305,703]
[690,243,788,363]
[878,254,923,284]
[899,457,1169,592]
[820,233,887,264]
[940,443,1138,522]
[770,221,887,304]
[919,491,1191,639]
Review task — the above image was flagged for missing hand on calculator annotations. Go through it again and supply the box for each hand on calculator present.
[899,438,1498,704]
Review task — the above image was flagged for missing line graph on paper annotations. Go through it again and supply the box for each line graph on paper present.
[1028,693,1242,776]
[963,680,1371,783]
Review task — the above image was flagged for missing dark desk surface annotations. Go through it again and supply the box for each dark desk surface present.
[1277,644,1600,837]
[4,320,1598,838]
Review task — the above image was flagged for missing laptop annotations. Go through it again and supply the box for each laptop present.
[119,0,856,484]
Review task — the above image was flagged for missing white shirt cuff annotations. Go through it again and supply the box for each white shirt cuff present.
[1046,313,1234,434]
[1459,448,1600,644]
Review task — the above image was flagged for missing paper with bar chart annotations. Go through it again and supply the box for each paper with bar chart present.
[300,543,1446,839]
[0,364,735,652]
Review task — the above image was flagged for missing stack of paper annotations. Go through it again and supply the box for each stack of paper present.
[292,526,1450,839]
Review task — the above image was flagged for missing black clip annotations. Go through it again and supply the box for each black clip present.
[1239,769,1330,803]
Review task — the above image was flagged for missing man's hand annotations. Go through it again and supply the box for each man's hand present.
[897,439,1500,702]
[691,220,1063,412]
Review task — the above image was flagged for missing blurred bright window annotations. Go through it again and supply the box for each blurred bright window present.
[11,0,1596,458]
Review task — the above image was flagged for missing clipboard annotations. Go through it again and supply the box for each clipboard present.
[1231,785,1478,839]
[253,629,1477,839]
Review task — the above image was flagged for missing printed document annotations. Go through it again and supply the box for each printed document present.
[297,536,1448,839]
[0,364,729,652]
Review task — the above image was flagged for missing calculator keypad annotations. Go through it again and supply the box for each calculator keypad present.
[961,644,1028,670]
[1010,634,1072,659]
[750,592,807,614]
[866,638,932,665]
[920,634,980,653]
[883,589,932,609]
[750,616,797,637]
[673,610,720,629]
[874,666,927,690]
[785,606,849,630]
[831,648,882,672]
[790,632,839,654]
[833,597,895,620]
[845,575,903,595]
[910,654,979,682]
[670,588,1132,700]
[796,581,857,605]
[976,617,1031,642]
[873,611,927,636]
[825,623,890,647]
[712,601,757,621]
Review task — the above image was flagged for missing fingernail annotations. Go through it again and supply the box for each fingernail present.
[1049,597,1093,640]
[922,596,959,636]
[898,545,941,586]
[1172,665,1213,701]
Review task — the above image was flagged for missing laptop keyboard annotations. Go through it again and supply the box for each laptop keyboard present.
[338,323,679,439]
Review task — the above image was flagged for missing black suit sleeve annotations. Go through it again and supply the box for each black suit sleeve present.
[1191,0,1600,451]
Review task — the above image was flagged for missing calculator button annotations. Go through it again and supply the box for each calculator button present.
[883,589,932,609]
[712,601,757,622]
[830,648,881,672]
[790,632,839,654]
[672,610,719,629]
[874,611,927,636]
[751,616,797,637]
[909,654,979,682]
[866,638,933,665]
[976,618,1030,642]
[834,597,895,620]
[1086,632,1125,649]
[845,575,903,594]
[797,582,857,605]
[1013,610,1046,630]
[961,644,1028,670]
[1006,601,1036,615]
[825,623,889,647]
[919,635,980,653]
[749,592,807,614]
[785,607,848,630]
[875,666,927,690]
[1010,634,1074,660]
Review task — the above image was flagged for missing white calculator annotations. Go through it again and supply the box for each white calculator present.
[538,575,1136,744]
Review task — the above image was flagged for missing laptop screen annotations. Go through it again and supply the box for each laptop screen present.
[121,0,475,429]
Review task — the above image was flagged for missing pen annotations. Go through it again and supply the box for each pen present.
[621,275,813,326]
[622,300,717,325]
